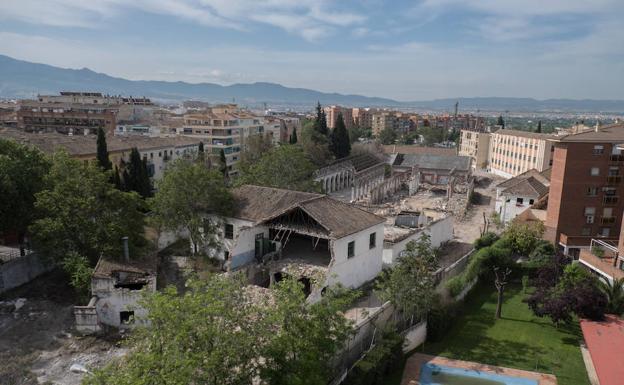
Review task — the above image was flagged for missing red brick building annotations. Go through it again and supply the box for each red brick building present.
[545,123,624,257]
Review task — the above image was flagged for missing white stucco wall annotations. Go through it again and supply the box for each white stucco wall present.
[91,276,156,329]
[495,190,537,224]
[382,215,454,266]
[328,223,385,289]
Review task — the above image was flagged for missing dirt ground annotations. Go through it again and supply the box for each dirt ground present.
[0,270,126,385]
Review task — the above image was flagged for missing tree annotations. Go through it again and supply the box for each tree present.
[112,165,123,190]
[124,147,152,198]
[236,145,320,192]
[376,233,438,319]
[0,139,51,255]
[419,126,445,146]
[313,102,328,136]
[96,127,112,171]
[289,127,298,144]
[502,221,545,256]
[150,159,233,255]
[494,266,512,318]
[198,141,204,154]
[219,148,228,177]
[197,141,205,164]
[301,120,333,167]
[497,115,505,129]
[378,127,397,145]
[329,113,351,159]
[85,275,356,385]
[29,151,146,294]
[599,277,624,316]
[536,120,542,133]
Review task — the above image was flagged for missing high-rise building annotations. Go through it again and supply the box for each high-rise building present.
[181,104,264,176]
[487,129,556,178]
[459,128,491,169]
[324,105,353,130]
[545,123,624,257]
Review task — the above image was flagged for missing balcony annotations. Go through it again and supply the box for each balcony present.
[604,196,619,205]
[610,154,624,162]
[579,239,624,282]
[607,176,622,185]
[601,216,617,225]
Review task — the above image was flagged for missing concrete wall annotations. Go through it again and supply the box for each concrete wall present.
[402,321,428,353]
[217,217,270,270]
[91,275,156,329]
[0,253,53,293]
[495,191,537,224]
[382,215,454,266]
[329,223,385,289]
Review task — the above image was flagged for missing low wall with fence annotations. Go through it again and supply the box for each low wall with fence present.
[0,253,52,293]
[434,248,475,285]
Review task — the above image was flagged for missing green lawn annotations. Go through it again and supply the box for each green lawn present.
[386,283,590,385]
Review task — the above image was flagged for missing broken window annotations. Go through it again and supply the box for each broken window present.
[369,233,376,249]
[120,311,135,325]
[224,223,234,239]
[347,241,355,258]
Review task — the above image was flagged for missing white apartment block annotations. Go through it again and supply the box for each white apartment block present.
[180,104,265,176]
[459,129,491,169]
[487,129,555,178]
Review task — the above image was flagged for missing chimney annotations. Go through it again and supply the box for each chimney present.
[122,236,129,262]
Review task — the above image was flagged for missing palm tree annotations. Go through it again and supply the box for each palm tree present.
[599,277,624,315]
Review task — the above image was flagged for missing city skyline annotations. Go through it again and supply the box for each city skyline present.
[0,0,623,101]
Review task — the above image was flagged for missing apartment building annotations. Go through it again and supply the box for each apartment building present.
[181,104,264,176]
[372,112,396,136]
[352,108,377,129]
[487,129,556,178]
[324,105,353,130]
[459,129,491,169]
[545,123,624,257]
[0,127,200,181]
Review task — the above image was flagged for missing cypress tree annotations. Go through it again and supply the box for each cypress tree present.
[313,102,328,136]
[112,165,122,190]
[536,120,542,133]
[289,127,298,144]
[198,141,205,163]
[497,115,505,129]
[96,127,112,170]
[126,147,152,198]
[219,148,228,177]
[330,113,351,159]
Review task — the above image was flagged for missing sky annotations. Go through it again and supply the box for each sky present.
[1,0,623,101]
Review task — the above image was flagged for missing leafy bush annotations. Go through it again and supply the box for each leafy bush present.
[474,232,499,250]
[446,276,465,298]
[344,328,404,385]
[427,302,462,342]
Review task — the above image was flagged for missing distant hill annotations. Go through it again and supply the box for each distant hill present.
[1,54,623,112]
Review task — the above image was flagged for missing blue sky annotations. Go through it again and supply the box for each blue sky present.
[1,0,623,100]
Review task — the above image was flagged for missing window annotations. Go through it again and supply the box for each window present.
[601,227,611,237]
[587,187,598,196]
[347,241,355,258]
[581,227,591,236]
[590,167,600,176]
[604,187,617,196]
[529,199,534,205]
[120,311,135,325]
[603,207,613,217]
[593,145,605,155]
[609,167,619,176]
[516,197,524,205]
[369,233,376,249]
[224,223,234,239]
[585,207,596,224]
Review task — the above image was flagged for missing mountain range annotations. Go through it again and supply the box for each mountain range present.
[1,54,623,113]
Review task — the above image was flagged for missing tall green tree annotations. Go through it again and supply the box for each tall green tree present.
[376,233,438,319]
[313,102,328,136]
[150,159,233,255]
[497,115,505,129]
[30,151,146,294]
[124,148,152,198]
[236,145,320,192]
[378,127,397,145]
[301,117,332,167]
[599,277,624,316]
[219,148,228,177]
[536,120,542,133]
[96,127,112,170]
[330,113,351,159]
[289,127,298,144]
[0,139,51,255]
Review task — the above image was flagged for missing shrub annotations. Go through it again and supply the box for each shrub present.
[343,328,404,385]
[427,302,462,342]
[474,232,499,250]
[446,276,465,298]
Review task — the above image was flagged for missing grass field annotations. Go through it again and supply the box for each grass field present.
[386,283,590,385]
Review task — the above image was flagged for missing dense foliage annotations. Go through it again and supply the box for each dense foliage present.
[85,275,357,385]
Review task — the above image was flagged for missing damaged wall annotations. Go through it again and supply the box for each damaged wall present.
[0,253,53,294]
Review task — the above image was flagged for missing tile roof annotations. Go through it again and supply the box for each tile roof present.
[392,153,471,171]
[491,128,557,140]
[231,185,385,239]
[92,255,157,279]
[554,123,624,143]
[580,315,624,385]
[501,176,549,198]
[382,145,457,156]
[497,168,551,189]
[0,127,201,156]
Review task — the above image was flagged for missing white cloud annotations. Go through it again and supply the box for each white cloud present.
[0,0,365,41]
